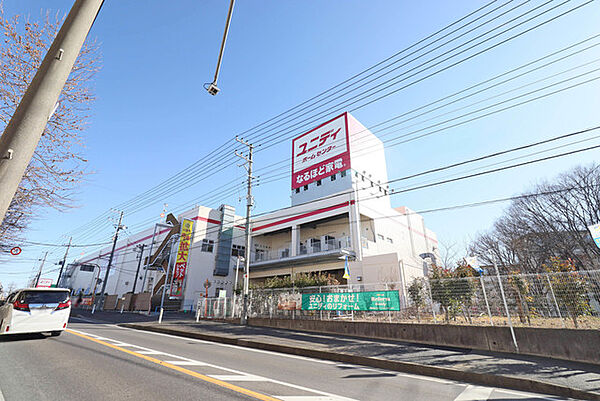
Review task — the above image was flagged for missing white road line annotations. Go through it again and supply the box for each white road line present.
[114,324,337,364]
[454,385,494,401]
[209,375,269,381]
[68,328,358,401]
[0,385,5,401]
[109,342,133,347]
[136,351,165,355]
[163,360,208,366]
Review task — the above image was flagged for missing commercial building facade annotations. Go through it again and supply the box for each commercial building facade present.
[62,113,437,310]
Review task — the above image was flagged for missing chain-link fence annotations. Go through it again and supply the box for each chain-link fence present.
[212,270,600,329]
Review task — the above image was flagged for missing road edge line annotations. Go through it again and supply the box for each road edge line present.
[65,329,280,401]
[119,323,600,401]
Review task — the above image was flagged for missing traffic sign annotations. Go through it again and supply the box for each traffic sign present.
[37,278,53,288]
[10,246,21,255]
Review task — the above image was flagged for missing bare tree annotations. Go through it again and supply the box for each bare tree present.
[0,8,100,249]
[470,164,600,273]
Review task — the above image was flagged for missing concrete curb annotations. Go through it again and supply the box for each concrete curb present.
[120,322,599,401]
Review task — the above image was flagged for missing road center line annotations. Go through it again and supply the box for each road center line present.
[65,329,280,401]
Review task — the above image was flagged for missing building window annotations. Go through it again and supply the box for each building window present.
[201,239,214,252]
[303,185,308,191]
[317,180,322,186]
[255,248,266,261]
[232,244,245,257]
[331,174,336,181]
[295,188,300,194]
[341,170,347,178]
[79,264,95,272]
[377,234,384,242]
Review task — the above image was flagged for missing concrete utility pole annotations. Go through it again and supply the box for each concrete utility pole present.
[235,137,254,325]
[34,251,49,287]
[57,236,72,287]
[132,243,145,294]
[97,211,124,310]
[0,0,104,225]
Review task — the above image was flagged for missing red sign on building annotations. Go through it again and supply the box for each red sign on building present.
[292,113,351,189]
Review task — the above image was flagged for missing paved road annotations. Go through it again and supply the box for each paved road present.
[0,318,567,401]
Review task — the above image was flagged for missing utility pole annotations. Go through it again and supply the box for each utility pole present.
[132,243,145,294]
[97,211,124,310]
[0,0,104,224]
[235,137,253,325]
[34,251,49,287]
[57,236,72,287]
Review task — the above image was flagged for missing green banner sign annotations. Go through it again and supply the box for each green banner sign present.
[301,290,401,311]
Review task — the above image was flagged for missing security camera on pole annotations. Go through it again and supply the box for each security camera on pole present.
[235,137,254,325]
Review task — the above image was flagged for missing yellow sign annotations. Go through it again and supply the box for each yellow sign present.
[170,218,194,297]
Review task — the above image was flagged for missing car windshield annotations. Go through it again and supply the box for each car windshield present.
[20,291,69,304]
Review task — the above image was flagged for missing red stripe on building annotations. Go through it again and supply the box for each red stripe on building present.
[192,216,221,225]
[252,201,354,232]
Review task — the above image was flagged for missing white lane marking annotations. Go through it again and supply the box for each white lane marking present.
[454,385,494,401]
[71,316,101,324]
[0,384,5,401]
[71,323,564,401]
[68,328,357,401]
[163,360,207,366]
[210,375,269,382]
[113,323,337,364]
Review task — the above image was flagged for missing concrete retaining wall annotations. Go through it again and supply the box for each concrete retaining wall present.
[248,318,600,365]
[102,294,118,310]
[131,292,151,311]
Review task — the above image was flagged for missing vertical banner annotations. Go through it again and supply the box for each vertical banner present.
[170,218,194,298]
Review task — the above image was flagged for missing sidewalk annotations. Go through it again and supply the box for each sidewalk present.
[73,311,600,400]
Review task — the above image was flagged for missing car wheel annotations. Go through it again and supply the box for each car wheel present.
[50,331,62,337]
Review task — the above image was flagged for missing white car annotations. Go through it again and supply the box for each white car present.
[0,288,71,336]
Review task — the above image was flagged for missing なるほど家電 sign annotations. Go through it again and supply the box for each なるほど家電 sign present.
[292,113,351,190]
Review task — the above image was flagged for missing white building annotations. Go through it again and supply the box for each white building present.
[62,205,247,311]
[63,112,437,310]
[249,112,438,295]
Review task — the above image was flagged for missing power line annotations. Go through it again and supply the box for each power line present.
[62,0,576,231]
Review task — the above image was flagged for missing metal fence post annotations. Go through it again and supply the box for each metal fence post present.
[319,286,323,321]
[546,273,566,328]
[426,278,437,324]
[480,275,493,326]
[493,258,519,353]
[385,283,392,323]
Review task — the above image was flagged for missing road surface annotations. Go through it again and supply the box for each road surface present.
[0,318,566,400]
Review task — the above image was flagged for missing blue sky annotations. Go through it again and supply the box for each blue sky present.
[1,0,599,288]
